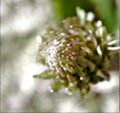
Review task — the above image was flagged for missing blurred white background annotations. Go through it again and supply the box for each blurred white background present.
[1,0,119,112]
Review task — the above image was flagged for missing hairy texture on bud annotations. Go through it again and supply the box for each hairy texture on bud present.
[35,8,118,96]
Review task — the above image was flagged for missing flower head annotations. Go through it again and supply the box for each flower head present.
[34,7,119,96]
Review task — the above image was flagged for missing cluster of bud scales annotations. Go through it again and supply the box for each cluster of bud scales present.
[34,7,119,96]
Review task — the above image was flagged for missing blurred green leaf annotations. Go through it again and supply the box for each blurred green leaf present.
[51,0,94,24]
[50,0,118,33]
[90,0,118,33]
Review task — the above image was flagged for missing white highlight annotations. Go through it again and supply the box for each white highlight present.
[107,40,118,45]
[36,36,42,44]
[107,46,120,51]
[95,27,104,37]
[97,46,102,55]
[76,7,86,26]
[86,12,95,22]
[60,33,66,36]
[53,39,60,45]
[80,77,83,80]
[49,86,54,93]
[106,34,112,41]
[96,20,102,27]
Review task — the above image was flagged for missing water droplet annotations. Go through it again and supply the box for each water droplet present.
[80,77,83,80]
[49,88,54,93]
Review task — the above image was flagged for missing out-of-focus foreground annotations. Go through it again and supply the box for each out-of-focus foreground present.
[1,0,119,112]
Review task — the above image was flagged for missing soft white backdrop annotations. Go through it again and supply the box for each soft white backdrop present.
[1,0,119,112]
